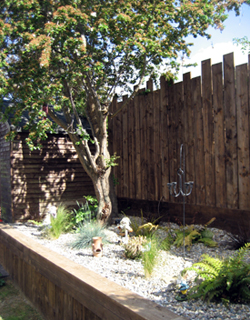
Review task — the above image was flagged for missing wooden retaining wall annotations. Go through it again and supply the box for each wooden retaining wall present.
[11,133,95,221]
[0,225,186,320]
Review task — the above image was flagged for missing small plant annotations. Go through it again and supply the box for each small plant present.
[226,219,250,250]
[124,236,147,260]
[71,221,107,249]
[181,243,250,304]
[47,205,70,239]
[166,218,217,250]
[70,196,98,230]
[128,210,160,237]
[142,236,159,278]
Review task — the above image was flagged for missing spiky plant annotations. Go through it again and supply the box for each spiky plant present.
[182,243,250,304]
[71,221,108,249]
[142,236,159,278]
[47,205,70,239]
[124,236,147,260]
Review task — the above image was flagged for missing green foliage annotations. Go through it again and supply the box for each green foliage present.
[0,276,5,287]
[142,237,159,278]
[104,152,120,168]
[71,197,98,231]
[182,243,250,304]
[128,210,160,237]
[47,205,70,239]
[71,221,107,249]
[161,219,217,250]
[27,220,43,226]
[233,36,250,54]
[124,236,147,260]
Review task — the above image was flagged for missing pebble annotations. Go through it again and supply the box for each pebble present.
[8,221,250,320]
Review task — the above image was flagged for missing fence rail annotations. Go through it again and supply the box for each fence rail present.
[109,52,250,213]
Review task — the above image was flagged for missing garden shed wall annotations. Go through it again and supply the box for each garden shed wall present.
[0,131,95,222]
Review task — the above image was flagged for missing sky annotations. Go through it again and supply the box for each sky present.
[176,2,250,82]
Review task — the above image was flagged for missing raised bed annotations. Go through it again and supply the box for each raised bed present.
[0,225,186,320]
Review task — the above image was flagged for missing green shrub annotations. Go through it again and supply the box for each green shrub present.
[48,205,70,239]
[70,197,98,231]
[127,210,160,237]
[142,237,159,278]
[124,236,147,260]
[71,221,107,249]
[181,243,250,304]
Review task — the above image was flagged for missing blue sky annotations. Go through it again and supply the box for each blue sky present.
[176,2,250,81]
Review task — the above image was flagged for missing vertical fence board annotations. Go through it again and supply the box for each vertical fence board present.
[128,97,135,198]
[202,59,216,206]
[160,76,170,202]
[168,83,176,203]
[236,64,250,210]
[122,95,129,198]
[146,80,155,201]
[134,91,141,199]
[183,72,196,204]
[212,62,227,208]
[224,53,238,209]
[153,90,161,200]
[140,89,148,200]
[192,76,205,204]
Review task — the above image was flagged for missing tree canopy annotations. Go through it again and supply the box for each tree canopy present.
[0,0,244,221]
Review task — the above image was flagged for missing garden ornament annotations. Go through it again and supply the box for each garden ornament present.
[92,237,103,257]
[175,280,189,301]
[167,144,193,262]
[118,217,133,243]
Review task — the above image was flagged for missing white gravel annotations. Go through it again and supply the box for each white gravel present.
[8,221,250,320]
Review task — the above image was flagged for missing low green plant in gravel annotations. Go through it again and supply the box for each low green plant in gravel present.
[47,205,70,239]
[124,236,147,260]
[71,221,108,249]
[142,236,159,278]
[181,243,250,304]
[160,218,217,250]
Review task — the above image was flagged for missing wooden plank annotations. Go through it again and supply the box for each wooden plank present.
[202,59,215,206]
[146,80,155,201]
[134,90,142,199]
[183,72,195,204]
[212,62,226,208]
[72,297,84,320]
[63,292,73,320]
[192,76,205,205]
[160,76,170,202]
[236,63,250,210]
[128,97,136,198]
[140,89,148,200]
[223,52,238,209]
[122,95,129,198]
[168,82,178,203]
[153,90,161,200]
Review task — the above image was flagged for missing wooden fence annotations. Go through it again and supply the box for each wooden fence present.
[109,52,250,227]
[0,225,186,320]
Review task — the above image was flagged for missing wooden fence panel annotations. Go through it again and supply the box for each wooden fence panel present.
[236,63,250,210]
[192,76,206,205]
[146,80,155,201]
[110,52,250,216]
[153,90,161,200]
[128,97,135,198]
[160,76,170,202]
[212,62,227,208]
[122,95,129,198]
[224,53,238,209]
[134,90,142,199]
[140,89,148,200]
[183,72,196,204]
[168,83,177,203]
[202,59,216,206]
